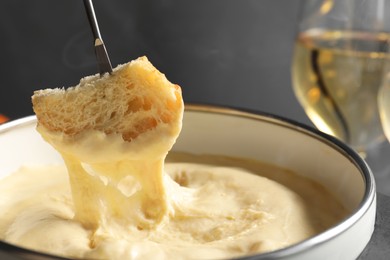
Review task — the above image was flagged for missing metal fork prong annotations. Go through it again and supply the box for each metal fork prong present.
[83,0,113,75]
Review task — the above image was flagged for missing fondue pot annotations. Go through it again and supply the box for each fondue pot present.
[0,104,376,260]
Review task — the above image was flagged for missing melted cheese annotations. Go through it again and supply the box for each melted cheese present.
[35,119,182,231]
[0,153,348,259]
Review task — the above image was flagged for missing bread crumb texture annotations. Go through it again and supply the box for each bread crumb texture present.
[32,56,183,141]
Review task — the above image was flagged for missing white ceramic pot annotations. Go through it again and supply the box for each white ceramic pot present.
[0,105,376,260]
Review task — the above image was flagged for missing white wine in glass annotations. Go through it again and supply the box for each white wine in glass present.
[292,0,390,154]
[379,70,390,142]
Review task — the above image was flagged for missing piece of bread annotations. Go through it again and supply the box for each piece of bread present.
[32,56,184,143]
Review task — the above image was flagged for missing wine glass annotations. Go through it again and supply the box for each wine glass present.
[291,0,390,194]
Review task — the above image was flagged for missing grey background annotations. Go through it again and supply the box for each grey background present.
[0,0,310,127]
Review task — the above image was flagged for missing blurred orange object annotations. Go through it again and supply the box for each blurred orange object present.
[0,114,9,124]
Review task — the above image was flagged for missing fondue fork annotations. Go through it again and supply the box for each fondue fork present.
[83,0,113,75]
